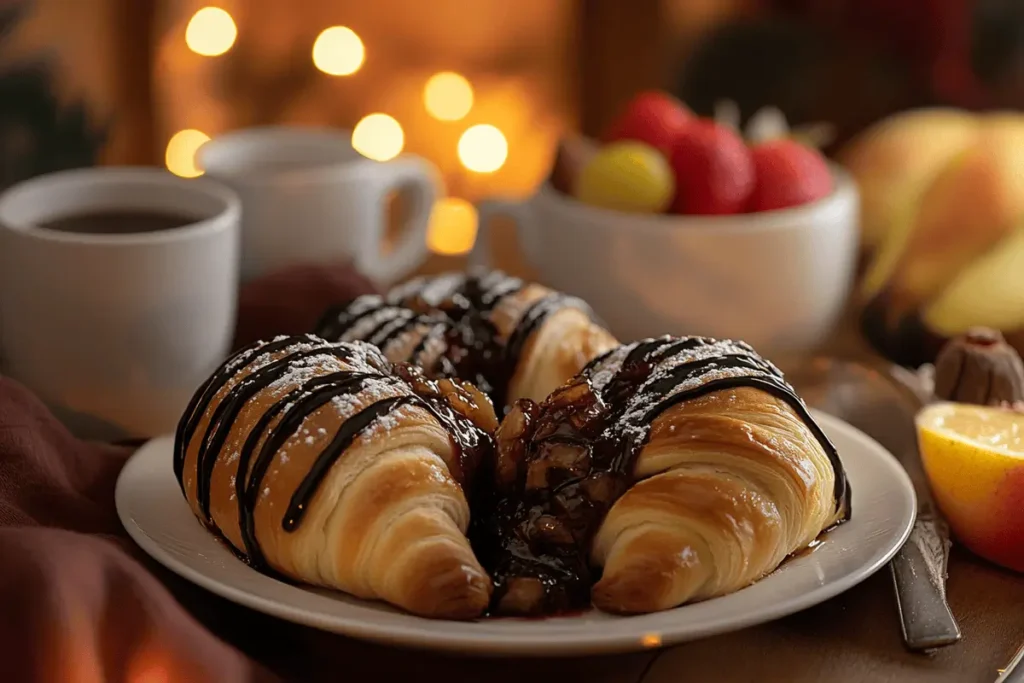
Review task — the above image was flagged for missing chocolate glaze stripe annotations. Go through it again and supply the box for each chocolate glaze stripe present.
[193,346,357,519]
[409,318,450,368]
[319,272,604,413]
[594,339,848,515]
[312,299,376,340]
[389,270,525,315]
[598,337,727,404]
[579,346,617,376]
[175,336,329,489]
[247,372,395,536]
[387,273,465,309]
[283,395,417,531]
[313,297,388,341]
[234,371,386,566]
[623,336,706,369]
[315,301,452,373]
[173,335,303,489]
[472,272,526,310]
[643,373,851,518]
[177,335,495,576]
[360,308,414,346]
[368,309,419,349]
[505,293,595,371]
[484,335,850,614]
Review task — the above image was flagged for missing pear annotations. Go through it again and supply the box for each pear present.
[882,114,1024,309]
[858,113,1024,365]
[839,108,978,257]
[923,225,1024,337]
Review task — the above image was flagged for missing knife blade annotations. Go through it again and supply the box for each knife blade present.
[777,356,961,651]
[996,641,1024,683]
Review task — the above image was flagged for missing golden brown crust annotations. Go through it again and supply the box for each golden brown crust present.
[179,339,492,619]
[506,304,619,405]
[591,386,842,613]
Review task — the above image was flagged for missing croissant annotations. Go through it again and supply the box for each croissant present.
[173,334,497,619]
[479,335,851,616]
[314,269,619,412]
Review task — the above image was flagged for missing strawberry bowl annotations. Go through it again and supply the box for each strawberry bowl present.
[470,94,860,353]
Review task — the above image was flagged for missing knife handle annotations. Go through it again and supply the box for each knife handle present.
[890,518,962,651]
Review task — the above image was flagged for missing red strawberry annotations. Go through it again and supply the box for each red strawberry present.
[603,90,693,156]
[748,139,833,212]
[669,119,754,215]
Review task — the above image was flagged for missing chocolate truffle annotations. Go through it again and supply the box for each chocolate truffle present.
[933,327,1024,405]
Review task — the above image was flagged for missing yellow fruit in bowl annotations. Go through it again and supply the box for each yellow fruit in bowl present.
[916,402,1024,572]
[574,141,674,213]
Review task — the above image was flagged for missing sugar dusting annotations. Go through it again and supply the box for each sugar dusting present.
[359,402,420,443]
[584,336,798,448]
[416,326,448,367]
[388,273,463,306]
[342,306,407,345]
[588,345,631,391]
[476,270,524,305]
[367,310,416,348]
[344,295,386,318]
[225,337,410,501]
[259,339,413,484]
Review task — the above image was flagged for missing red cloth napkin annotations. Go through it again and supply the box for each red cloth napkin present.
[0,263,376,683]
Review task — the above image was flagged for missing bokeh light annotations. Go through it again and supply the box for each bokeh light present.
[457,124,508,173]
[165,129,210,178]
[312,26,365,76]
[428,197,478,255]
[352,114,404,161]
[641,633,663,649]
[185,7,237,57]
[423,72,474,121]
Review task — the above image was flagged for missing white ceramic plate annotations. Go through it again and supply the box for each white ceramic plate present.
[116,410,915,657]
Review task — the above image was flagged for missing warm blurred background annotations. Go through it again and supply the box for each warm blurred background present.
[3,0,1024,363]
[4,0,1022,250]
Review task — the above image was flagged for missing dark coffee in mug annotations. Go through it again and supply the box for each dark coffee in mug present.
[37,210,198,235]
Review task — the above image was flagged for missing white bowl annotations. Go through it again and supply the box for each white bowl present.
[471,166,859,354]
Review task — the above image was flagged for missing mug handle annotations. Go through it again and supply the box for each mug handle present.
[469,199,532,269]
[360,156,438,285]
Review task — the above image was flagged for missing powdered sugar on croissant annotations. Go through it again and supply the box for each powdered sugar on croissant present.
[174,334,495,619]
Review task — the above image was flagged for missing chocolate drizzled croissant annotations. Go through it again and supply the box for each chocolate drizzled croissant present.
[314,270,619,412]
[174,334,497,619]
[475,335,850,616]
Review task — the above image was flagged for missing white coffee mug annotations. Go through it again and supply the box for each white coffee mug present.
[0,167,241,440]
[471,167,859,354]
[197,126,438,285]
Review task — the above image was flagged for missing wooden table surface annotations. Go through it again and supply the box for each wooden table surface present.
[176,541,1024,683]
[186,227,1024,683]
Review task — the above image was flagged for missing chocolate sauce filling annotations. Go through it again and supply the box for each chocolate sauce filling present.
[174,335,493,573]
[477,335,851,616]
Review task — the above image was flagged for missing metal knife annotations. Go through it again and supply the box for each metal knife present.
[778,356,962,651]
[996,642,1024,683]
